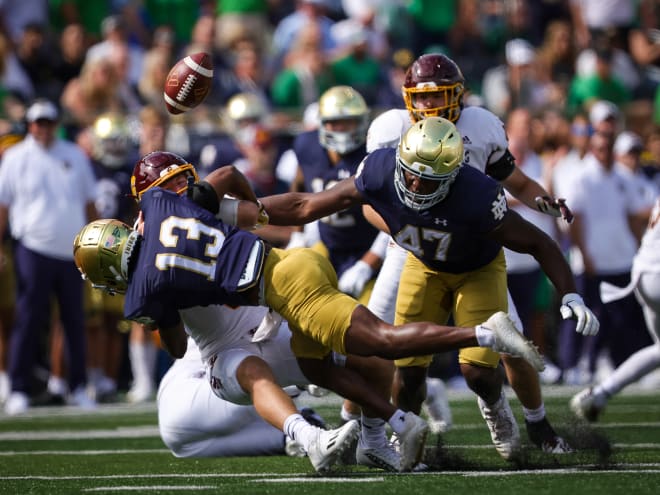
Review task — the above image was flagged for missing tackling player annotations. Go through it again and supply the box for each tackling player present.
[363,53,577,457]
[259,116,600,462]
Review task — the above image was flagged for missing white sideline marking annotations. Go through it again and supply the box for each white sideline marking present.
[1,442,659,457]
[84,486,216,492]
[0,426,159,440]
[252,477,384,483]
[3,465,660,481]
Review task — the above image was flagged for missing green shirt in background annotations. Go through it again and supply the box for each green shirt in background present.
[215,0,268,14]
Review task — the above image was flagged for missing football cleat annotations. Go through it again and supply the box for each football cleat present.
[285,436,307,458]
[478,390,521,460]
[570,388,605,422]
[525,417,574,454]
[422,377,453,434]
[356,440,401,472]
[307,420,360,474]
[396,412,429,472]
[486,312,545,372]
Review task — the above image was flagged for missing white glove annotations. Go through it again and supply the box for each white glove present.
[338,260,373,298]
[535,196,574,223]
[559,293,599,336]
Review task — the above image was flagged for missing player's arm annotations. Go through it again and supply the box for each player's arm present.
[486,147,572,222]
[487,209,576,296]
[260,177,364,226]
[362,205,390,234]
[194,165,259,206]
[157,321,188,359]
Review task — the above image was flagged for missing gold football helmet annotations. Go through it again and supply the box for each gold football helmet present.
[395,117,464,211]
[318,85,369,154]
[224,92,267,131]
[73,219,140,295]
[91,112,133,169]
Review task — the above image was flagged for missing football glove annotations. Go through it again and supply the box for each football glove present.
[560,293,599,336]
[535,196,574,223]
[338,260,373,298]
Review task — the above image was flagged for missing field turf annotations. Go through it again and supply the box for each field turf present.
[1,386,659,494]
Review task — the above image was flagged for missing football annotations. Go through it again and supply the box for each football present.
[163,52,214,115]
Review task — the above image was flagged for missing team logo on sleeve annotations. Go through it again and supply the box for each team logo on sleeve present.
[491,191,508,220]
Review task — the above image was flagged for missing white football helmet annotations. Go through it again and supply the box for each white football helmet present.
[318,85,369,154]
[394,117,463,211]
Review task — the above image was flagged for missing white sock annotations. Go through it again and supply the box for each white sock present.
[47,375,68,395]
[522,403,546,423]
[129,342,156,389]
[283,413,318,453]
[475,325,495,347]
[388,409,408,435]
[340,403,361,423]
[360,415,387,448]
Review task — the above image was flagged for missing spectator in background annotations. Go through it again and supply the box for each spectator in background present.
[136,48,171,108]
[271,0,338,70]
[535,19,578,107]
[214,0,271,57]
[375,48,414,110]
[561,131,650,385]
[0,99,98,415]
[50,23,87,98]
[482,38,548,119]
[569,0,638,51]
[568,39,632,116]
[0,32,34,103]
[627,0,660,99]
[270,22,335,112]
[60,51,123,132]
[330,22,383,106]
[615,130,659,207]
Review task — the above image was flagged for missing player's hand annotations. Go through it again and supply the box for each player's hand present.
[338,260,373,298]
[560,293,599,336]
[535,196,574,223]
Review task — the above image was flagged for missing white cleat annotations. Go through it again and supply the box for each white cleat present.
[478,390,521,460]
[486,312,545,372]
[396,412,429,472]
[4,391,29,416]
[422,377,452,434]
[570,388,604,422]
[356,440,401,472]
[307,420,360,474]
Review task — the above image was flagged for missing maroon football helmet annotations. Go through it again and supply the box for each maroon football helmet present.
[130,151,198,200]
[402,54,465,123]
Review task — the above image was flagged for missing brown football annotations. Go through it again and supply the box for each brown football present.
[163,52,214,115]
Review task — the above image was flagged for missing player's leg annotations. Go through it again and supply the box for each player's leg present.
[209,345,359,474]
[127,321,157,403]
[572,271,660,421]
[502,291,572,453]
[157,360,287,458]
[453,251,521,460]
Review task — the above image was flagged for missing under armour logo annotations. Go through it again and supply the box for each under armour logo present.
[491,191,508,220]
[434,218,447,226]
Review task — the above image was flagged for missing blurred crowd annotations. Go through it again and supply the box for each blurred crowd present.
[1,0,660,414]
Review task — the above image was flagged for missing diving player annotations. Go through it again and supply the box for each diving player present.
[259,116,600,461]
[364,53,577,456]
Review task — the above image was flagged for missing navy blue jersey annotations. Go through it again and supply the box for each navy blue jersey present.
[91,160,136,223]
[123,188,264,328]
[294,130,378,275]
[355,148,507,273]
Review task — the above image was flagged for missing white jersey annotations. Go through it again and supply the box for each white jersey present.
[179,305,269,362]
[633,198,660,275]
[365,106,522,329]
[366,106,507,171]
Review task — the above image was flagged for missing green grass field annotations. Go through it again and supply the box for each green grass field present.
[1,386,659,495]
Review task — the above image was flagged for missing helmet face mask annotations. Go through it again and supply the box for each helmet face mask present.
[73,219,140,295]
[318,86,369,154]
[131,151,199,200]
[394,117,464,211]
[402,54,465,123]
